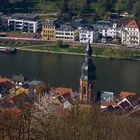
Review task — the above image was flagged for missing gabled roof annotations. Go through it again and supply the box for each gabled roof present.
[101,102,117,106]
[57,24,76,31]
[118,100,133,111]
[0,107,21,116]
[120,91,136,98]
[0,77,10,83]
[126,95,139,106]
[125,19,140,29]
[50,87,73,95]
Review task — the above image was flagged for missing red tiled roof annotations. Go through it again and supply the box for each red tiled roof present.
[125,19,139,28]
[101,102,117,107]
[129,108,140,116]
[0,108,21,116]
[50,87,73,95]
[120,91,136,98]
[0,77,10,83]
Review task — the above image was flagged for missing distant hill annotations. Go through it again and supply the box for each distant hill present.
[0,0,140,19]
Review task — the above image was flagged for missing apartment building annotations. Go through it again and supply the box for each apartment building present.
[8,13,42,33]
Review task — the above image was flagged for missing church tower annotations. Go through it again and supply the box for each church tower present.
[79,41,97,103]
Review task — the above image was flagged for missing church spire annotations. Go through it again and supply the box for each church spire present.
[79,41,97,103]
[81,40,96,81]
[86,39,92,56]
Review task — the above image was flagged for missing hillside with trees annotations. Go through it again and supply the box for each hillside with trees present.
[1,103,140,140]
[0,0,140,18]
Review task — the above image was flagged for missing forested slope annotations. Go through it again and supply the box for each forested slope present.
[0,0,140,18]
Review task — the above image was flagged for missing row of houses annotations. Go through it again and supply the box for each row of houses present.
[1,75,140,118]
[96,90,140,116]
[0,13,140,47]
[106,91,140,116]
[41,18,140,47]
[0,74,78,120]
[41,19,78,42]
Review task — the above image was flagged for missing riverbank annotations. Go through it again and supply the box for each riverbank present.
[1,43,140,61]
[18,48,118,60]
[18,44,140,61]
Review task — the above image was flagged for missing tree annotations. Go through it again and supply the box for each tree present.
[0,0,9,12]
[60,0,69,14]
[115,0,127,12]
[79,0,89,13]
[57,40,63,48]
[131,0,140,18]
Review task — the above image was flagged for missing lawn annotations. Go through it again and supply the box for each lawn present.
[0,42,140,60]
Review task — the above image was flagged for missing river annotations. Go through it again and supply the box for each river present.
[0,51,140,94]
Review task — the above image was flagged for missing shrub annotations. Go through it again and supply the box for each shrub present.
[57,40,70,48]
[57,40,63,48]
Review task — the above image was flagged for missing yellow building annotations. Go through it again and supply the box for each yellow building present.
[41,19,56,41]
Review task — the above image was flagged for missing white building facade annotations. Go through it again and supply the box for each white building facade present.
[96,20,122,38]
[79,30,93,43]
[8,13,42,33]
[122,19,140,46]
[106,25,122,38]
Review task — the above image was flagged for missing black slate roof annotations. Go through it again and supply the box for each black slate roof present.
[11,13,39,21]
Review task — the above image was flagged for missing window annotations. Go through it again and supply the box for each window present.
[29,27,33,29]
[30,30,33,33]
[65,33,70,35]
[82,87,86,95]
[81,34,86,37]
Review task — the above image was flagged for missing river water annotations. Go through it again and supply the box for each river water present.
[0,51,140,94]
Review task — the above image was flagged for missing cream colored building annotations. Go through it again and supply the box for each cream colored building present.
[122,19,140,47]
[56,24,78,42]
[41,19,56,41]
